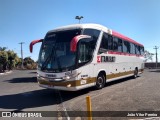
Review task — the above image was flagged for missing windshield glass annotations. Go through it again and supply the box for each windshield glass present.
[38,29,81,72]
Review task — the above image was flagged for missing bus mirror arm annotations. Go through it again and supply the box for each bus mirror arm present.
[30,39,43,53]
[70,35,91,52]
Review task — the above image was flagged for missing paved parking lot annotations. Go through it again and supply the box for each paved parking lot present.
[0,69,160,120]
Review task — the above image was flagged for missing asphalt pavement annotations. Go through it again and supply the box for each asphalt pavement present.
[0,69,160,120]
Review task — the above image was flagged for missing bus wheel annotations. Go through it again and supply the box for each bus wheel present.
[95,73,105,89]
[133,68,138,78]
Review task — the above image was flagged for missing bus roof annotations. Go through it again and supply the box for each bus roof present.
[112,30,143,47]
[48,23,143,47]
[48,23,108,32]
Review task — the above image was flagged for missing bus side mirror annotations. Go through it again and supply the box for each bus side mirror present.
[70,35,91,52]
[30,39,43,53]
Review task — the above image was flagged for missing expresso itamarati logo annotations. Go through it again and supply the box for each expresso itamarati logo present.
[97,56,116,63]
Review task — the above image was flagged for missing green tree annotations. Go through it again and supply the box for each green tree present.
[24,57,34,65]
[0,47,21,72]
[0,51,8,72]
[14,56,21,67]
[23,57,37,69]
[7,50,17,70]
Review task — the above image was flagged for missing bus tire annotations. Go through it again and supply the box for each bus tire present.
[133,68,138,78]
[95,73,105,89]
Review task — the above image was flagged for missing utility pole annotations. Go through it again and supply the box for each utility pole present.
[19,42,25,69]
[153,46,159,68]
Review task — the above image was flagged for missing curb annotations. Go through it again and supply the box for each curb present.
[0,71,12,75]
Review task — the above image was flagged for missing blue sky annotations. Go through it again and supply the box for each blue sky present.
[0,0,160,62]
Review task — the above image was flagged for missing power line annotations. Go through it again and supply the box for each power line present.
[153,46,159,68]
[19,42,25,69]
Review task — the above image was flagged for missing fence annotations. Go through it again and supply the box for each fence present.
[145,62,160,69]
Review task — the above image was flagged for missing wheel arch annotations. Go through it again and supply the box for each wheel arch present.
[97,70,106,81]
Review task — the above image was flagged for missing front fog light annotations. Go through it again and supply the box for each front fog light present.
[67,84,71,87]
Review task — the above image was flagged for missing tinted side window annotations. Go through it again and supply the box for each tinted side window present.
[98,32,109,54]
[108,35,113,50]
[118,38,123,52]
[83,28,100,52]
[123,41,130,53]
[140,47,144,55]
[130,43,136,54]
[83,29,100,41]
[113,37,118,51]
[78,38,93,63]
[123,41,127,53]
[135,45,140,55]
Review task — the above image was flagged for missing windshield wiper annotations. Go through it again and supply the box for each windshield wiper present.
[41,46,55,71]
[41,45,62,72]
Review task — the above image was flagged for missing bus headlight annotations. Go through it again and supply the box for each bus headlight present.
[63,75,70,80]
[37,73,39,77]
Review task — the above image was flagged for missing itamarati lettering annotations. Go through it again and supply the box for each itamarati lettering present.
[97,56,116,63]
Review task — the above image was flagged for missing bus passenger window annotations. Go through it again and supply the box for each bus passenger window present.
[113,37,118,51]
[98,32,108,54]
[83,29,100,43]
[123,41,130,53]
[135,45,140,55]
[108,35,113,50]
[130,43,136,54]
[118,39,123,52]
[140,47,144,55]
[78,37,96,66]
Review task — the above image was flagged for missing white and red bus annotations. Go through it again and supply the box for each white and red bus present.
[30,24,144,91]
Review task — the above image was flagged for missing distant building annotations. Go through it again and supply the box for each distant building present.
[145,62,160,69]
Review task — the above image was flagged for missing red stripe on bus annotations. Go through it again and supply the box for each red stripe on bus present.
[112,30,143,47]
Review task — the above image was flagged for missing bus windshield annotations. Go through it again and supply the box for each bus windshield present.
[38,29,81,72]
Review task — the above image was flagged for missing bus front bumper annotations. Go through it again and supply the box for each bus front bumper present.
[37,77,96,91]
